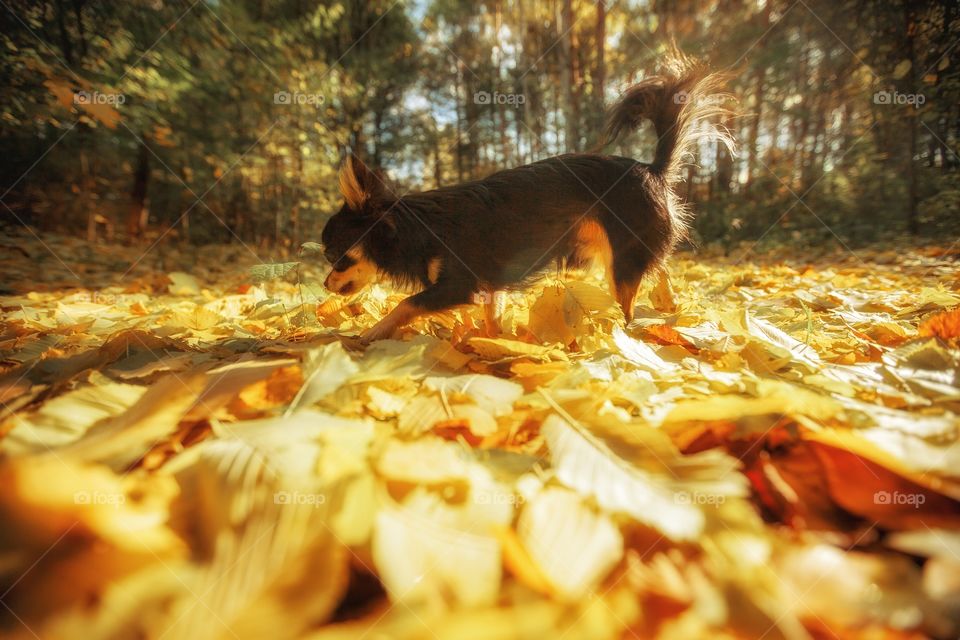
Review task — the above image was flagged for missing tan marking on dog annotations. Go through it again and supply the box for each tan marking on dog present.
[324,246,379,295]
[338,158,369,210]
[427,257,442,284]
[575,219,614,291]
[575,219,612,265]
[616,279,641,324]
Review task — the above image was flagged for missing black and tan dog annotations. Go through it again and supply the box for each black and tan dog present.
[321,56,733,343]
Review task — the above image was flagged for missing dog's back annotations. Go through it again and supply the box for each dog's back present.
[394,55,734,313]
[402,154,665,290]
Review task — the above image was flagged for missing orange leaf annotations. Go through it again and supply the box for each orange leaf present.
[433,420,483,446]
[644,324,694,349]
[129,301,149,316]
[918,307,960,344]
[44,79,121,129]
[229,365,303,417]
[492,526,555,597]
[804,429,960,530]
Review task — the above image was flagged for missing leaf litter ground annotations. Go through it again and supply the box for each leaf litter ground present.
[1,234,959,640]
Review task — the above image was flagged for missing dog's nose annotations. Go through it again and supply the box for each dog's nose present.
[324,272,352,295]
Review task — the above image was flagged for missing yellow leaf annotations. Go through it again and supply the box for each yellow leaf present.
[466,336,560,361]
[649,269,677,312]
[528,286,579,345]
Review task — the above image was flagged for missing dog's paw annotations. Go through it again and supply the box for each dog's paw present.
[483,318,502,338]
[360,320,396,344]
[339,334,367,351]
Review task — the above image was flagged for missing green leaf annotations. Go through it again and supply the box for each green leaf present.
[249,262,300,283]
[300,242,324,256]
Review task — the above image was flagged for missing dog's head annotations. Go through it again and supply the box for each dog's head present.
[321,156,394,295]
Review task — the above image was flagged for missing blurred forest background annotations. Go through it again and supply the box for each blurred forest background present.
[1,0,958,253]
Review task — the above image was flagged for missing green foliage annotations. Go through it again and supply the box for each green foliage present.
[299,241,324,256]
[1,0,958,249]
[249,261,300,284]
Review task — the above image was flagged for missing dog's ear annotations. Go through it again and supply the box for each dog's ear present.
[338,155,382,211]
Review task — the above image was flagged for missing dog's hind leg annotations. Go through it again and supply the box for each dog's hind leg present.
[572,219,616,292]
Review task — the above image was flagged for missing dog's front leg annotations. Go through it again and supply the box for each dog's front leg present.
[480,290,505,337]
[360,298,422,343]
[360,277,474,344]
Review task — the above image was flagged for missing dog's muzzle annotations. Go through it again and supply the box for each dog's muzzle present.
[324,271,354,295]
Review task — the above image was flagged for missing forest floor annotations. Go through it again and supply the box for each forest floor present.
[1,232,959,640]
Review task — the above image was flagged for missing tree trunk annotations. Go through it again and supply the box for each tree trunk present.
[716,114,734,194]
[561,0,577,152]
[72,0,88,59]
[746,69,764,190]
[127,139,150,241]
[905,5,919,235]
[493,0,511,167]
[745,1,770,191]
[793,24,810,191]
[454,62,465,181]
[594,0,606,139]
[293,140,303,249]
[372,107,384,169]
[55,0,74,65]
[432,118,443,188]
[179,166,191,245]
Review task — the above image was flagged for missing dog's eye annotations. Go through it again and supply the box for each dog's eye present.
[332,256,356,272]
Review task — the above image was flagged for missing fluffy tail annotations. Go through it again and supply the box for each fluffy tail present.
[602,55,735,184]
